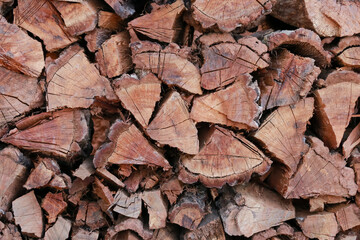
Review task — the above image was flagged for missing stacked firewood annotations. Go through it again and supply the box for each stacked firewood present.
[0,0,360,239]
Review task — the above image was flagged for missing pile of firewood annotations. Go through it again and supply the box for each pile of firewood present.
[1,0,360,239]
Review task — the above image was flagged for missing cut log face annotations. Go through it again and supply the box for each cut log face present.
[192,0,275,32]
[256,49,320,109]
[313,70,360,149]
[93,177,114,209]
[112,190,142,218]
[343,123,360,159]
[142,190,168,229]
[200,37,269,90]
[252,98,314,174]
[12,191,43,238]
[113,73,161,127]
[44,216,71,240]
[104,0,135,19]
[146,91,199,155]
[85,28,112,52]
[191,75,261,130]
[330,36,360,68]
[160,177,183,205]
[309,195,346,213]
[217,183,295,237]
[271,0,360,37]
[131,41,202,94]
[98,11,124,30]
[0,16,44,77]
[46,44,118,111]
[41,192,67,224]
[14,0,78,51]
[263,28,331,67]
[0,67,44,127]
[0,146,29,212]
[1,109,91,159]
[23,160,54,189]
[72,228,99,240]
[106,218,153,240]
[179,126,271,188]
[93,120,171,169]
[335,204,360,231]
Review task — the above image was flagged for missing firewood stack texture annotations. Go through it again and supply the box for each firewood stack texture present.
[1,0,360,239]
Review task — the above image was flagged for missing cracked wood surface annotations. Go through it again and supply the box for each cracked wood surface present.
[142,190,167,229]
[104,0,135,19]
[106,218,153,240]
[330,36,360,68]
[112,189,142,218]
[44,216,71,240]
[41,192,67,224]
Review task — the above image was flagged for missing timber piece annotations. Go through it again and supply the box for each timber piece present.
[112,190,142,218]
[160,177,184,205]
[0,221,22,240]
[256,49,320,109]
[0,146,29,212]
[252,98,314,174]
[96,167,125,188]
[352,162,360,192]
[142,190,167,229]
[106,218,153,240]
[335,204,360,231]
[93,120,171,169]
[91,116,111,155]
[1,109,91,160]
[98,11,124,30]
[197,32,236,46]
[309,196,346,213]
[270,137,357,199]
[151,225,178,240]
[192,0,274,32]
[104,0,135,19]
[146,91,199,155]
[73,158,96,180]
[76,201,107,230]
[116,231,141,240]
[96,31,132,78]
[217,183,295,237]
[343,123,360,159]
[296,212,339,240]
[44,216,71,240]
[251,223,295,240]
[113,73,161,128]
[0,16,44,77]
[179,126,271,188]
[124,167,151,193]
[168,187,207,230]
[46,44,118,111]
[128,0,184,43]
[72,228,99,240]
[131,41,202,94]
[263,28,331,67]
[14,0,77,51]
[93,177,114,209]
[200,37,269,90]
[68,177,94,205]
[0,0,13,15]
[191,75,261,130]
[141,172,160,190]
[271,0,360,37]
[23,160,54,189]
[48,174,71,190]
[85,28,112,52]
[330,36,360,68]
[12,191,43,238]
[41,192,67,224]
[313,70,360,149]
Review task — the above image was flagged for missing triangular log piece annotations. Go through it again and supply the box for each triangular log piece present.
[41,192,67,224]
[271,0,360,37]
[296,212,338,240]
[73,158,95,180]
[343,123,360,159]
[252,98,314,174]
[0,16,44,77]
[160,177,183,205]
[150,225,178,240]
[335,204,360,231]
[98,11,124,30]
[93,177,114,209]
[23,159,56,190]
[44,216,71,240]
[72,228,99,240]
[112,190,142,218]
[46,44,118,111]
[142,190,167,229]
[217,183,295,237]
[191,75,261,130]
[179,126,271,188]
[200,37,269,90]
[1,109,91,160]
[68,177,94,205]
[192,0,275,32]
[96,167,125,188]
[128,0,184,43]
[131,41,202,94]
[256,49,320,109]
[104,0,135,19]
[330,36,360,68]
[146,91,199,155]
[106,218,153,240]
[113,73,161,128]
[312,70,360,149]
[14,0,77,51]
[263,28,331,67]
[85,28,112,52]
[309,195,346,213]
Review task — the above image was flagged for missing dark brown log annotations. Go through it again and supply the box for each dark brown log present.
[151,225,178,240]
[41,192,67,224]
[98,10,124,30]
[160,177,184,205]
[112,190,142,218]
[85,28,112,52]
[72,228,99,240]
[106,218,153,240]
[44,216,71,240]
[116,231,142,240]
[142,190,167,229]
[104,0,135,19]
[335,204,360,231]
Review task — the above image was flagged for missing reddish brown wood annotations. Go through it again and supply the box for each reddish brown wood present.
[96,167,125,188]
[44,216,71,240]
[309,195,346,213]
[93,177,114,209]
[23,160,55,189]
[73,158,95,180]
[104,0,135,19]
[160,177,184,205]
[41,192,67,224]
[142,190,167,229]
[72,228,99,240]
[106,218,153,240]
[98,10,124,30]
[85,28,112,52]
[150,225,178,240]
[335,204,360,231]
[343,123,360,159]
[68,177,94,205]
[76,201,107,230]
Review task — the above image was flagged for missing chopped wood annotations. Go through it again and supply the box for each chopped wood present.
[91,116,111,155]
[44,216,71,240]
[93,177,114,209]
[23,160,54,189]
[116,231,142,240]
[140,172,160,190]
[217,183,295,237]
[142,190,167,229]
[309,195,346,213]
[252,223,295,240]
[179,126,271,188]
[73,158,96,180]
[160,177,184,205]
[72,228,99,240]
[191,75,261,130]
[68,177,94,205]
[113,73,161,127]
[112,190,142,218]
[104,0,135,19]
[48,173,71,190]
[0,221,22,240]
[85,28,112,52]
[76,201,107,230]
[335,204,360,231]
[151,225,178,240]
[343,123,360,159]
[124,167,151,193]
[106,218,153,240]
[41,192,67,224]
[12,191,43,238]
[0,16,44,77]
[330,36,360,68]
[146,91,199,155]
[98,11,124,30]
[96,167,125,188]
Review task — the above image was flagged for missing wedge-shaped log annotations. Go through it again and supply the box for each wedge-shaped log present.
[142,190,167,229]
[343,123,360,159]
[98,11,124,30]
[296,212,338,240]
[44,216,71,240]
[112,190,142,218]
[85,28,112,52]
[335,204,360,231]
[41,192,67,224]
[104,0,135,19]
[330,36,360,68]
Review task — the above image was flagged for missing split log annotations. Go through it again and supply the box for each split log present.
[91,116,111,154]
[93,177,114,209]
[146,91,199,155]
[72,228,99,240]
[330,36,360,68]
[96,31,132,78]
[251,223,295,240]
[44,216,71,240]
[263,28,331,67]
[48,173,71,190]
[191,75,261,130]
[312,70,360,149]
[14,0,77,51]
[271,0,360,37]
[343,123,360,159]
[113,73,161,128]
[1,109,91,160]
[68,177,94,205]
[179,126,271,188]
[46,44,118,111]
[0,221,22,240]
[116,231,142,240]
[256,49,320,109]
[12,191,43,238]
[93,120,171,169]
[112,190,142,218]
[0,16,44,77]
[200,37,269,90]
[73,158,96,180]
[96,167,125,188]
[105,218,153,240]
[85,28,112,52]
[160,177,184,205]
[309,195,346,213]
[23,160,54,189]
[141,172,160,190]
[142,190,167,229]
[131,41,202,94]
[217,183,295,237]
[0,146,29,212]
[335,204,360,231]
[124,167,151,193]
[41,192,67,224]
[192,0,275,32]
[104,0,135,19]
[98,11,124,30]
[76,201,107,230]
[150,225,178,240]
[128,0,184,43]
